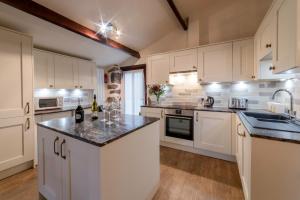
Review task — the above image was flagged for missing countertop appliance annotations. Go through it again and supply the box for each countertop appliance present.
[34,96,64,110]
[165,108,194,140]
[203,96,214,107]
[228,97,248,110]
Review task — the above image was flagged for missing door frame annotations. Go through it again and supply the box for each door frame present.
[120,64,147,105]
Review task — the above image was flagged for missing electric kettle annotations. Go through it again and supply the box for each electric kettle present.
[203,96,214,107]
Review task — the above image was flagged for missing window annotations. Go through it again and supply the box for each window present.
[123,69,145,115]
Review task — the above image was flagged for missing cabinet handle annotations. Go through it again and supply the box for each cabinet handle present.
[165,81,169,84]
[60,139,66,159]
[237,123,245,137]
[75,85,78,88]
[269,66,274,71]
[265,44,272,48]
[161,110,163,118]
[25,102,30,114]
[54,137,59,156]
[198,78,202,82]
[80,86,83,89]
[272,66,276,70]
[25,118,30,130]
[49,84,53,88]
[251,75,256,79]
[192,66,197,69]
[196,112,199,122]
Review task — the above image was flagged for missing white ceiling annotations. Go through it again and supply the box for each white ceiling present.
[33,0,179,51]
[0,0,273,67]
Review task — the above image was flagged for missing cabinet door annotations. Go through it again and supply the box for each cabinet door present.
[194,111,231,154]
[233,39,255,81]
[243,129,251,200]
[0,117,34,171]
[273,0,297,73]
[38,127,61,200]
[34,50,55,89]
[236,118,244,178]
[258,19,274,59]
[197,43,233,82]
[0,29,33,118]
[54,55,76,89]
[170,49,197,72]
[141,108,165,141]
[77,59,94,89]
[147,54,170,84]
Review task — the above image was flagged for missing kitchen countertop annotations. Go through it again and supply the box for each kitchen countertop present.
[141,104,239,113]
[142,104,300,144]
[34,105,92,115]
[236,110,300,144]
[37,113,160,147]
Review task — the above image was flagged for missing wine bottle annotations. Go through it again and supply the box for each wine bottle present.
[75,98,84,123]
[91,94,98,120]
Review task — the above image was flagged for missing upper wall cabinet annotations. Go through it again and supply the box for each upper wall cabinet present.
[169,49,197,73]
[273,0,298,73]
[197,43,233,82]
[34,49,97,89]
[147,54,170,85]
[257,18,274,60]
[54,54,75,89]
[74,59,96,89]
[233,39,255,81]
[34,50,55,89]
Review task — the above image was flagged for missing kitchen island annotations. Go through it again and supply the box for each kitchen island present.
[37,113,160,200]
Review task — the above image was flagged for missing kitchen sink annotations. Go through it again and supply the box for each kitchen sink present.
[242,112,289,121]
[241,111,300,133]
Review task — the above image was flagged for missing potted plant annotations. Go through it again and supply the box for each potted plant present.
[148,84,166,104]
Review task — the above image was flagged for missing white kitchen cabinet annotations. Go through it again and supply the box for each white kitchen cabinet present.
[233,39,255,81]
[197,43,233,82]
[0,27,34,172]
[273,0,299,73]
[141,107,165,141]
[147,54,170,84]
[73,59,96,89]
[34,49,55,89]
[54,54,76,89]
[257,18,274,60]
[194,111,231,155]
[170,49,197,73]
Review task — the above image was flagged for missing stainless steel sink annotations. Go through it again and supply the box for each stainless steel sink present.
[241,112,300,133]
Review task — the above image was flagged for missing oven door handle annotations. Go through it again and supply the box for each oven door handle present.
[166,115,193,120]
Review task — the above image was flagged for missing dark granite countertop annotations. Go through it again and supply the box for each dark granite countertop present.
[236,111,300,144]
[37,113,160,147]
[35,105,92,115]
[141,104,238,113]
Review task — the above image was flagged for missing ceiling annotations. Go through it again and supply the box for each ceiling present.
[0,0,273,67]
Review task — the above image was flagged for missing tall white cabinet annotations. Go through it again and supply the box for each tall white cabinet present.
[0,27,34,173]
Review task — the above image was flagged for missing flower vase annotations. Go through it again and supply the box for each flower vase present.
[156,95,160,105]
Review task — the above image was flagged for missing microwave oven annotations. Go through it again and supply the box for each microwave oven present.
[34,96,64,110]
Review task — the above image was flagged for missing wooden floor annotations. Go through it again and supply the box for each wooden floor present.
[0,146,244,200]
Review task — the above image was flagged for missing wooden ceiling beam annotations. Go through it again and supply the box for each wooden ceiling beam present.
[0,0,141,58]
[166,0,188,31]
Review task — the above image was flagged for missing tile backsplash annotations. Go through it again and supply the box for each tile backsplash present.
[152,79,300,118]
[34,89,94,107]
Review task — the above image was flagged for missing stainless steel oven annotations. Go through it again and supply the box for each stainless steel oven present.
[165,109,194,141]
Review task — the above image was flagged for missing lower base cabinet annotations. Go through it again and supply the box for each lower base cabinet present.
[141,107,165,141]
[194,111,232,155]
[236,115,300,200]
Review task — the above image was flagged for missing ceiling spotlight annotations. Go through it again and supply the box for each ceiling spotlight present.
[96,21,121,39]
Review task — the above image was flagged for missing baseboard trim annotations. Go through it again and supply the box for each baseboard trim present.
[0,160,34,180]
[160,141,236,162]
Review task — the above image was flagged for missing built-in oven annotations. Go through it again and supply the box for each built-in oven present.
[165,109,194,141]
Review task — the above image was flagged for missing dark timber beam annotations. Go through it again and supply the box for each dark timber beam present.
[0,0,141,58]
[166,0,188,31]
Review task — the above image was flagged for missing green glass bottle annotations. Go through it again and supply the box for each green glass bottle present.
[91,94,98,120]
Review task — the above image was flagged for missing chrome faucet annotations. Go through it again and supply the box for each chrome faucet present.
[272,89,296,119]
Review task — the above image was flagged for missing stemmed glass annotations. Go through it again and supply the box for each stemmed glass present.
[105,102,114,126]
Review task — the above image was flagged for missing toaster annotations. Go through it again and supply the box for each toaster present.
[228,97,248,110]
